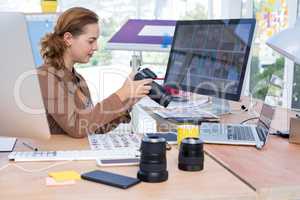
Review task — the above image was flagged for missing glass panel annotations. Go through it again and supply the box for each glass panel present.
[0,0,208,70]
[249,0,288,100]
[292,64,300,110]
[265,75,284,106]
[63,0,208,70]
[141,0,209,77]
[299,0,300,16]
[292,1,300,110]
[241,0,253,18]
[0,0,41,12]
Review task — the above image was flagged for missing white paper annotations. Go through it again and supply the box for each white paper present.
[0,137,16,152]
[167,98,209,109]
[138,25,175,37]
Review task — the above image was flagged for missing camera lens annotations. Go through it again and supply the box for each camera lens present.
[137,135,168,182]
[150,85,172,107]
[178,137,204,171]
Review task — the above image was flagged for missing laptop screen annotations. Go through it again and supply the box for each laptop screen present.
[257,103,275,136]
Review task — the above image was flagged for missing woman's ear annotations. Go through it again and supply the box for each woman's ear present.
[63,32,73,47]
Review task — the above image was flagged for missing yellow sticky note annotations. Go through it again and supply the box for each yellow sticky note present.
[49,170,81,182]
[46,177,75,186]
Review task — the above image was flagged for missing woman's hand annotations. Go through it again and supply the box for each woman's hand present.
[116,71,152,103]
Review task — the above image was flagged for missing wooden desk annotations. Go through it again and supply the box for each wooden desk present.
[205,136,300,198]
[141,98,300,199]
[0,135,256,200]
[204,105,300,198]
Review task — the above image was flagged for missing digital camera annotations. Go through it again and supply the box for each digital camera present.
[134,68,172,107]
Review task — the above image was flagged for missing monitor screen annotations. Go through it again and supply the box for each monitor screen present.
[164,19,256,101]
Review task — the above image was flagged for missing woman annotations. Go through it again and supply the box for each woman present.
[38,7,152,138]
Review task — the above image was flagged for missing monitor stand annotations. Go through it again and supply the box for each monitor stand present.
[210,97,231,115]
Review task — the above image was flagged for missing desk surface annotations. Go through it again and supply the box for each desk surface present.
[205,136,300,191]
[141,97,300,198]
[0,135,256,200]
[204,103,300,195]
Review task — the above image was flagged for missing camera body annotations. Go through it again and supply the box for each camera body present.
[134,68,172,107]
[137,135,168,183]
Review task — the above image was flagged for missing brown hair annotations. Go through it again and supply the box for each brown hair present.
[40,7,99,70]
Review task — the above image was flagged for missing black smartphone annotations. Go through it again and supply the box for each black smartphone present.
[81,170,141,189]
[145,132,177,144]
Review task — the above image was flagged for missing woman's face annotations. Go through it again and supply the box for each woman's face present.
[67,23,100,64]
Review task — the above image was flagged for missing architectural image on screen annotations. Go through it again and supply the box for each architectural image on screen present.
[164,19,255,101]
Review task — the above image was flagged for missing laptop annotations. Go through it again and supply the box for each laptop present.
[200,103,275,149]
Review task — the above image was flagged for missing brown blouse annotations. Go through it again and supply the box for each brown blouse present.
[37,65,130,138]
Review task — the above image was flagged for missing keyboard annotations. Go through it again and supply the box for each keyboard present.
[88,133,141,151]
[8,132,142,162]
[8,149,140,162]
[227,125,255,141]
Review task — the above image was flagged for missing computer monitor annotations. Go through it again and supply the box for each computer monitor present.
[164,19,256,101]
[0,12,50,140]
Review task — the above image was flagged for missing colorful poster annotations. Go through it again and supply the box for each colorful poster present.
[254,0,288,61]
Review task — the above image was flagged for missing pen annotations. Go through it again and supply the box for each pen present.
[22,142,38,151]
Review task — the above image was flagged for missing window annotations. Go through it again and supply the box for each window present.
[141,0,208,77]
[248,0,288,102]
[0,0,208,70]
[62,0,209,75]
[0,0,209,102]
[292,64,300,110]
[291,1,300,110]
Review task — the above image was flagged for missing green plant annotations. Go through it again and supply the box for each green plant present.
[250,56,284,100]
[182,3,207,20]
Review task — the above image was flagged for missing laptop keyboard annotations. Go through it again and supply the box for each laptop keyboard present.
[227,126,255,141]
